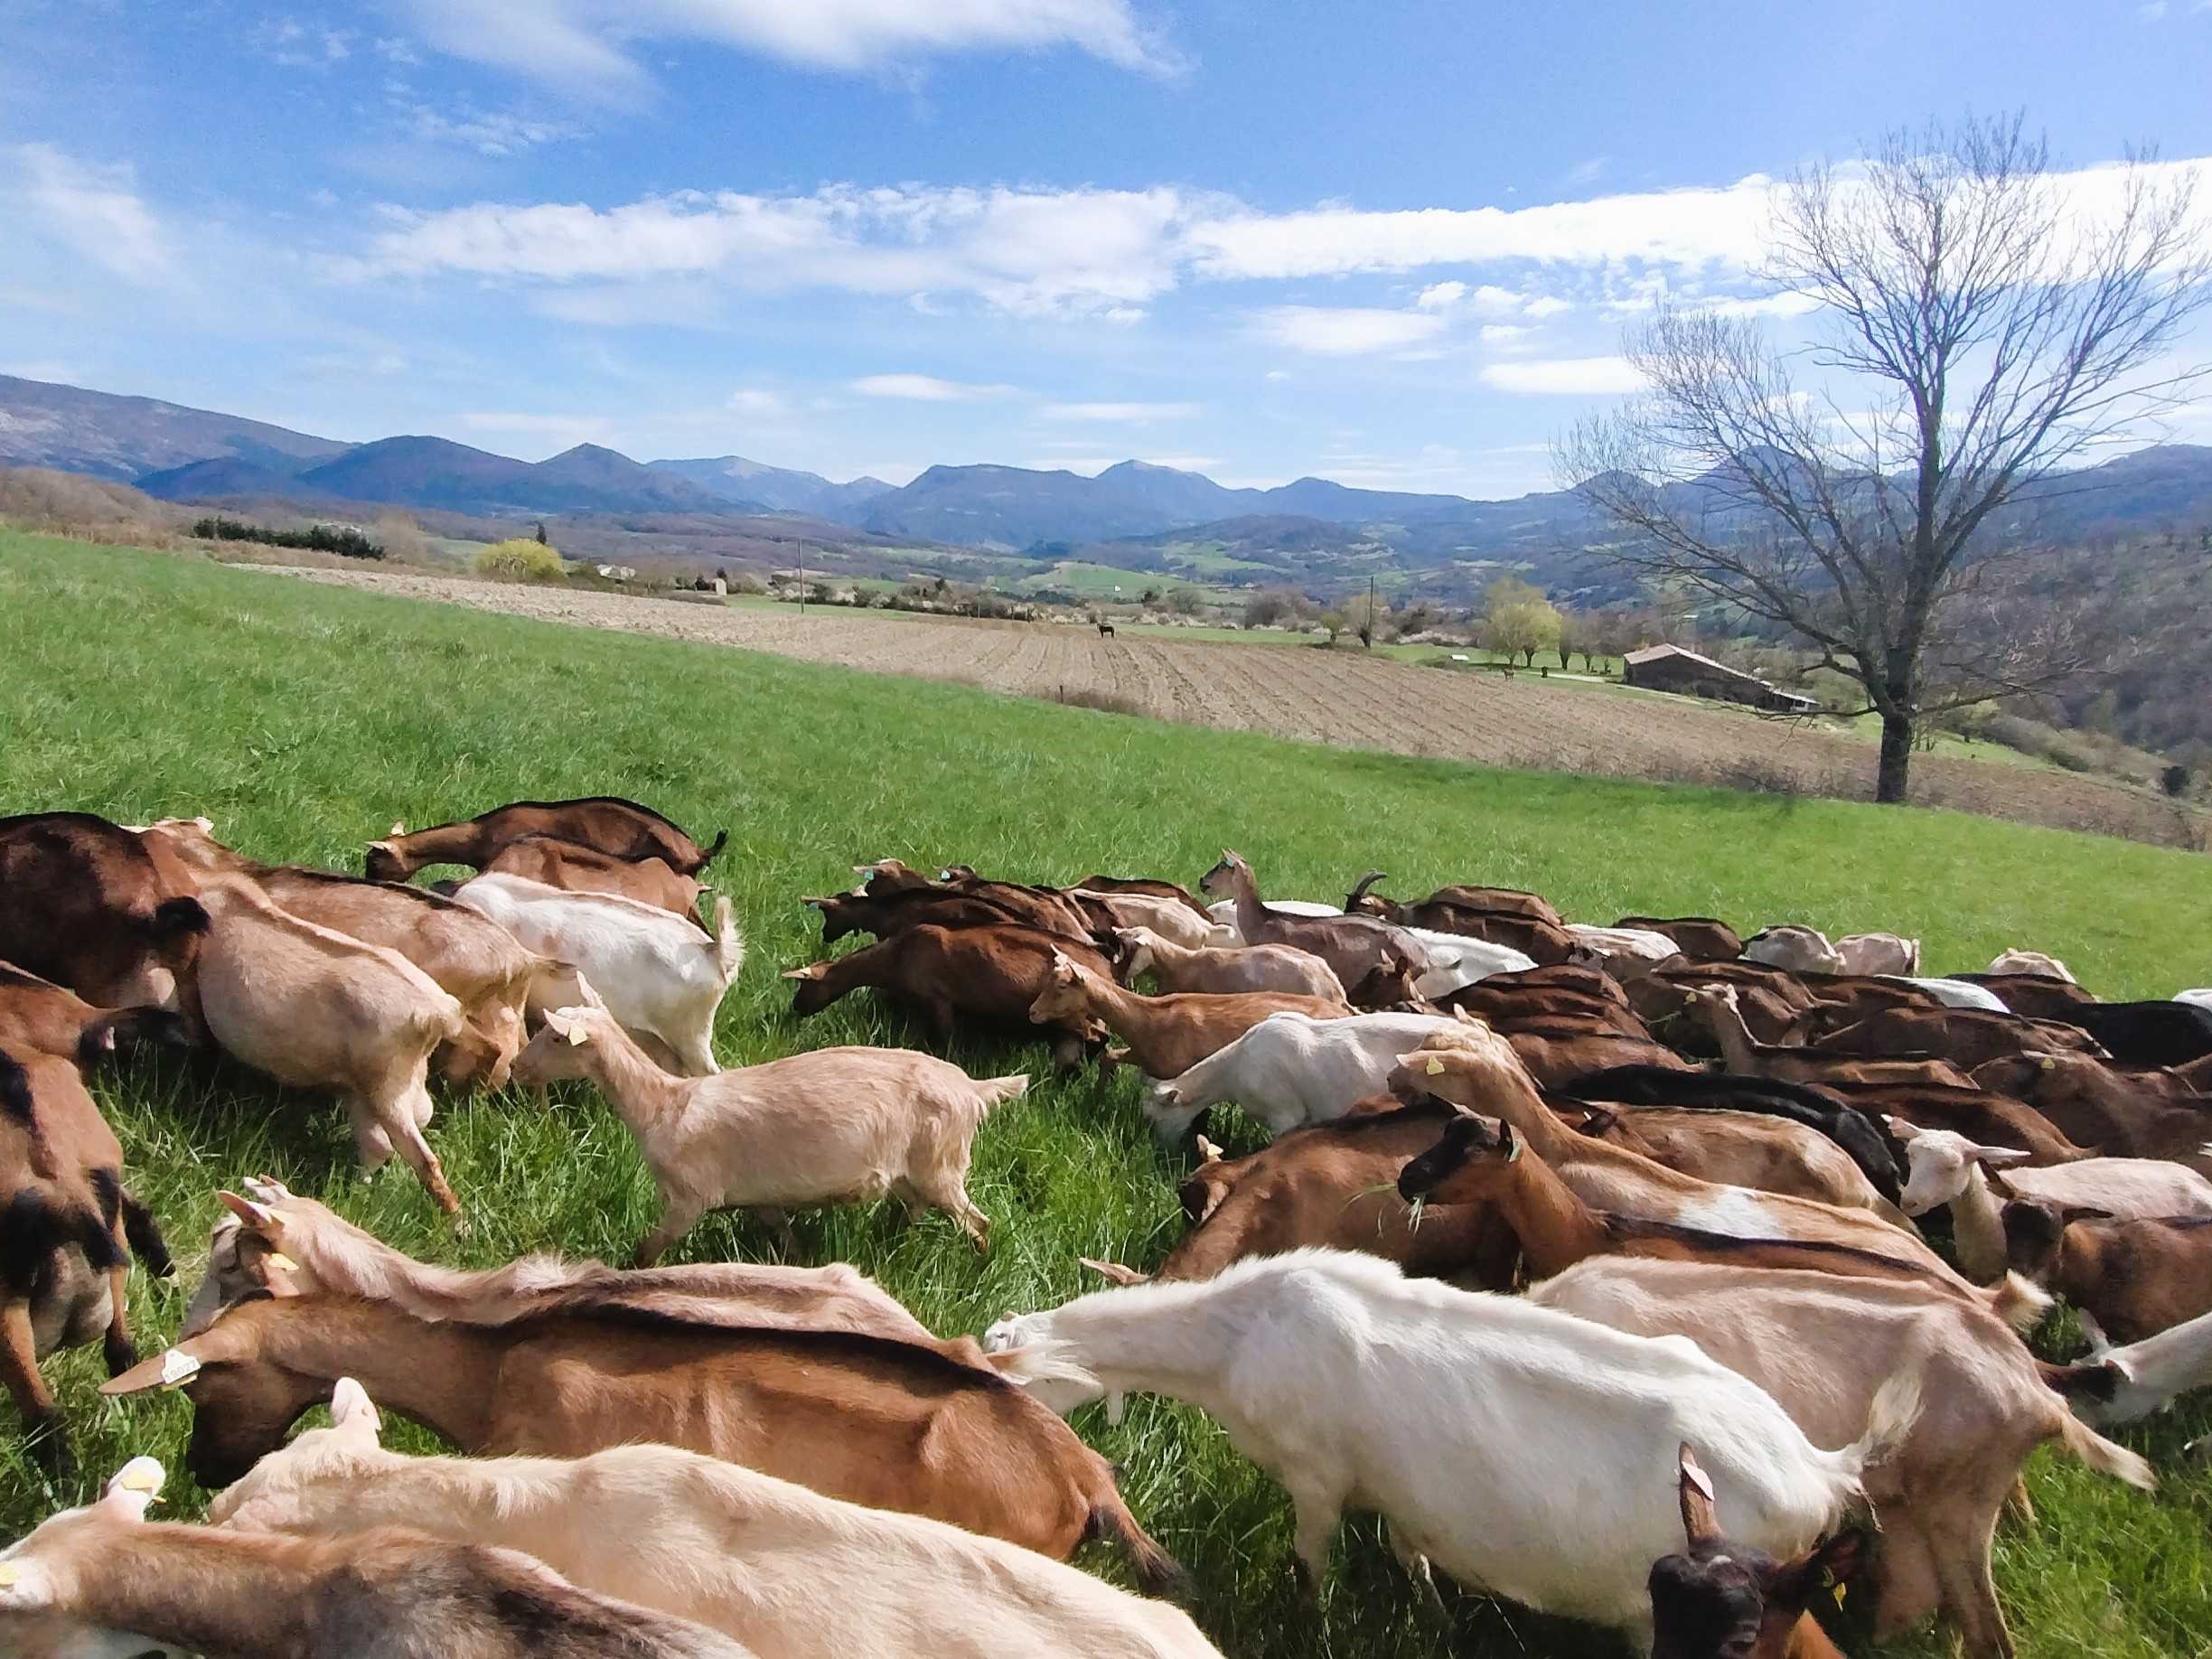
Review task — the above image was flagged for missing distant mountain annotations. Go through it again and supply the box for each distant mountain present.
[0,374,349,482]
[525,444,732,513]
[648,454,888,520]
[136,457,317,502]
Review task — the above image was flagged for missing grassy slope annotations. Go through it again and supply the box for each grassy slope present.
[3,530,2209,1658]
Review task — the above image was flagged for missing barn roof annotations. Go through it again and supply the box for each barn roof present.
[1624,643,1818,708]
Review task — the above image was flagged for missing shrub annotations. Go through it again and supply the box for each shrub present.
[473,538,567,581]
[192,515,384,559]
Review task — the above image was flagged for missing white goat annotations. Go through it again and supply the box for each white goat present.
[1204,897,1342,941]
[211,1380,1220,1659]
[1564,923,1680,964]
[1743,925,1845,975]
[1898,1129,2212,1279]
[1142,1010,1468,1143]
[453,872,741,1075]
[1114,927,1348,1001]
[2178,989,2212,1013]
[192,876,469,1219]
[512,1005,1024,1261]
[982,1249,1911,1643]
[1397,927,1536,997]
[1989,950,2077,984]
[1835,932,1921,976]
[1880,976,2010,1011]
[2081,1306,2212,1424]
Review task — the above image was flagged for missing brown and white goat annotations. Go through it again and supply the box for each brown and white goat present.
[513,1006,1023,1260]
[211,1381,1222,1659]
[1029,950,1346,1077]
[1200,851,1427,997]
[0,811,208,1012]
[192,876,470,1218]
[102,1293,1186,1593]
[2001,1204,2212,1346]
[0,1456,753,1659]
[365,795,726,881]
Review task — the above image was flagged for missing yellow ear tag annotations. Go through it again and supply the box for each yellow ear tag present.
[158,1349,201,1389]
[1425,1056,1445,1075]
[0,1563,19,1587]
[1831,1580,1848,1607]
[566,1024,589,1045]
[267,1253,298,1273]
[118,1466,161,1495]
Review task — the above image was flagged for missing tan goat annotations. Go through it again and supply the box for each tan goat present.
[191,876,469,1218]
[1029,950,1347,1077]
[0,1456,753,1658]
[513,1006,1024,1261]
[212,1379,1221,1659]
[1114,925,1349,999]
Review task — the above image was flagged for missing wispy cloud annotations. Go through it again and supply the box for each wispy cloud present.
[1479,356,1648,395]
[1038,400,1201,421]
[851,373,1019,401]
[1255,305,1448,356]
[397,0,1183,95]
[2,144,174,285]
[727,387,790,416]
[248,16,355,66]
[1565,155,1609,185]
[400,102,580,157]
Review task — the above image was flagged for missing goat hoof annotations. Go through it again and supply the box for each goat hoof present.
[104,1335,140,1377]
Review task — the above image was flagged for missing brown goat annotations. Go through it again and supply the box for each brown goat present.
[1028,951,1346,1077]
[481,833,704,921]
[0,811,209,1011]
[365,797,725,882]
[1973,1053,2212,1171]
[1496,1020,1697,1090]
[0,961,193,1076]
[783,924,1114,1065]
[1201,851,1430,992]
[1073,874,1212,919]
[1,1047,172,1474]
[2002,1204,2212,1345]
[1435,982,1649,1036]
[804,885,1064,945]
[1591,1104,1908,1219]
[1342,871,1564,928]
[1822,1080,2091,1165]
[103,1294,1185,1594]
[1809,1008,2107,1070]
[1692,987,1977,1091]
[1957,972,2100,1020]
[1615,916,1746,962]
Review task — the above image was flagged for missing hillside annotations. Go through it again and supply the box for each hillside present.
[648,453,890,518]
[0,373,349,481]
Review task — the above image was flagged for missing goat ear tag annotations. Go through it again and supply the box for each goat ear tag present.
[566,1024,590,1045]
[1682,1461,1715,1502]
[266,1252,298,1273]
[0,1564,17,1588]
[158,1349,201,1389]
[1425,1056,1445,1075]
[117,1464,162,1495]
[1830,1579,1848,1607]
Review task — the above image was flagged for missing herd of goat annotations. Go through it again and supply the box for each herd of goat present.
[3,796,2211,1659]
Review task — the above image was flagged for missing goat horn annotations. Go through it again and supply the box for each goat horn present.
[1346,870,1390,904]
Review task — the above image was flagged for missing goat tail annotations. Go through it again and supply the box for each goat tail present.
[120,1190,175,1281]
[700,829,729,868]
[140,895,212,944]
[710,895,743,980]
[1085,1484,1191,1604]
[2057,1412,2156,1493]
[980,1072,1030,1111]
[1985,1270,2056,1333]
[70,1203,128,1273]
[1836,1370,1922,1484]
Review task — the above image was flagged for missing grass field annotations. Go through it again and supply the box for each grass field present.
[4,530,2211,1658]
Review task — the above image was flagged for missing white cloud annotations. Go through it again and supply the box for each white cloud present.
[726,387,789,416]
[398,0,1180,93]
[402,103,580,157]
[1479,323,1533,346]
[1038,400,1200,421]
[1255,305,1448,356]
[1415,280,1467,310]
[1263,369,1291,381]
[1479,356,1648,395]
[2,145,174,285]
[851,373,1018,401]
[1701,289,1823,319]
[248,17,355,66]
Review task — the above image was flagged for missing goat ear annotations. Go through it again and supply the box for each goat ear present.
[388,821,407,836]
[780,964,827,981]
[101,1343,207,1398]
[1500,1121,1524,1161]
[217,1190,277,1232]
[1676,1445,1721,1547]
[98,1457,167,1522]
[243,1174,296,1204]
[1881,1114,1921,1142]
[1777,1527,1868,1608]
[1972,1145,2035,1168]
[2062,1204,2117,1226]
[330,1377,384,1443]
[1078,1257,1151,1286]
[1195,1134,1223,1164]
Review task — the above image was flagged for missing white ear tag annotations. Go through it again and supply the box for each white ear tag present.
[1425,1056,1445,1075]
[159,1349,202,1389]
[567,1024,589,1045]
[1682,1461,1715,1501]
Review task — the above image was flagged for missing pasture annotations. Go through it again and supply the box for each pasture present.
[2,529,2210,1659]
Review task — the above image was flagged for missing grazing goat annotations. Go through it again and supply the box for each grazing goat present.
[784,923,1114,1065]
[2001,1204,2212,1346]
[183,1178,939,1346]
[1075,874,1212,919]
[481,832,705,921]
[1958,973,2097,1020]
[365,796,726,881]
[1199,852,1426,1001]
[1116,926,1347,1000]
[144,820,550,1088]
[211,1381,1222,1659]
[2043,999,2212,1068]
[1,1048,172,1474]
[1392,926,1539,997]
[1565,923,1682,966]
[1988,950,2077,984]
[1142,1009,1468,1143]
[1649,1444,1864,1659]
[102,1293,1183,1589]
[514,1006,1022,1260]
[0,961,192,1076]
[1536,1259,2151,1656]
[984,1249,1912,1645]
[0,1456,753,1659]
[1692,986,1977,1091]
[1343,872,1564,928]
[1029,950,1345,1077]
[192,876,469,1218]
[1617,915,1744,961]
[1834,933,1921,976]
[1877,976,2010,1011]
[1070,889,1215,949]
[1494,1019,1698,1091]
[804,884,1051,945]
[1974,1051,2212,1171]
[1810,1007,2104,1070]
[1898,1129,2212,1280]
[454,872,742,1075]
[0,811,208,1011]
[2079,1306,2212,1424]
[2179,988,2212,1013]
[1744,925,1846,976]
[1822,1078,2090,1166]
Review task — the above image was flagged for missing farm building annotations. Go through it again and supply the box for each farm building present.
[1622,643,1820,713]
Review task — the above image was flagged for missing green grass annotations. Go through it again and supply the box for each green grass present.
[4,528,2210,1658]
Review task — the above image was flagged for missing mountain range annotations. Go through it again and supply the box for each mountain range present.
[5,374,2212,582]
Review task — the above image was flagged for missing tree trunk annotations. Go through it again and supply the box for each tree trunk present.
[1876,709,1915,803]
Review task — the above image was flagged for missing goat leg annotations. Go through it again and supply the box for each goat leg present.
[1,1297,70,1481]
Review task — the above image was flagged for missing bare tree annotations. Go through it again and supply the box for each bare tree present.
[1561,116,2208,801]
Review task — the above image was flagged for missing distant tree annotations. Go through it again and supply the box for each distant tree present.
[474,539,564,582]
[1317,608,1348,643]
[1139,586,1161,604]
[2162,763,2193,798]
[1482,577,1563,667]
[1562,115,2209,803]
[1554,607,1587,670]
[1242,587,1306,629]
[1165,586,1204,616]
[372,512,431,565]
[533,521,548,546]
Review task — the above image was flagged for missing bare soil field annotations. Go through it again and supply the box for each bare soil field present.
[263,566,2199,845]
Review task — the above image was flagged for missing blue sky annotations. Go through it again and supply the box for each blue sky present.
[5,0,2210,495]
